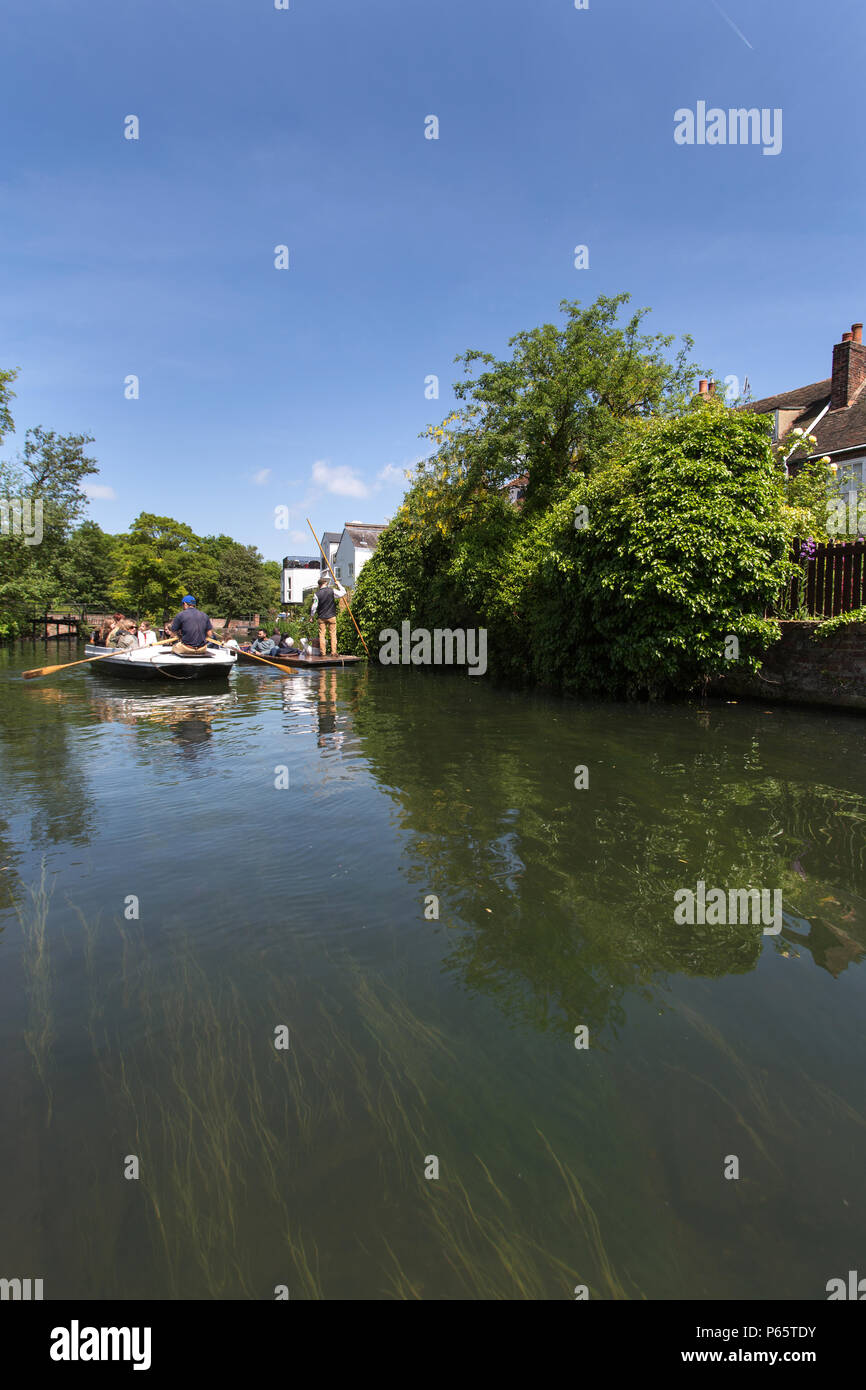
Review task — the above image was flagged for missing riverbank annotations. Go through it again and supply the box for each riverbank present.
[711,619,866,711]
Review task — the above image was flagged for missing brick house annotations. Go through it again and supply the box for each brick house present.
[502,473,529,507]
[735,322,866,517]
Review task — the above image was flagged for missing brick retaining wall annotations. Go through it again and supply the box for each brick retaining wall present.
[710,621,866,711]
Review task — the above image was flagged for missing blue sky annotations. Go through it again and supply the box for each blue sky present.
[2,0,863,561]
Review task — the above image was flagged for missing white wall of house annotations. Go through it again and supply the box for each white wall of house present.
[333,534,375,587]
[281,567,321,605]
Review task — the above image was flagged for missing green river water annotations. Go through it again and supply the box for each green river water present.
[1,640,864,1299]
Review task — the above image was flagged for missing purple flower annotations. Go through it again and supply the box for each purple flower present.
[799,538,817,561]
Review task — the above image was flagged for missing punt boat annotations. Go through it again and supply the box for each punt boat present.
[236,650,362,670]
[84,643,237,682]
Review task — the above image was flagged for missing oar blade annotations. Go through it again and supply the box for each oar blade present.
[22,664,63,679]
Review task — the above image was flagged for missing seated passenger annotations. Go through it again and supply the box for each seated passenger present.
[107,618,137,650]
[250,629,278,654]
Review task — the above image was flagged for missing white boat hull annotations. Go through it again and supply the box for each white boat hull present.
[85,644,236,681]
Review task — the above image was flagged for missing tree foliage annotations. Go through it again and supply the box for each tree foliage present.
[343,299,814,698]
[0,416,99,635]
[404,295,704,539]
[1,369,285,636]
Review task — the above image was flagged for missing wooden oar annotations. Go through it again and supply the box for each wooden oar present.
[207,638,295,676]
[22,647,135,681]
[306,517,371,656]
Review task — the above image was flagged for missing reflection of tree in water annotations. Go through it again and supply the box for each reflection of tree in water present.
[351,679,866,1035]
[0,683,96,850]
[0,818,23,912]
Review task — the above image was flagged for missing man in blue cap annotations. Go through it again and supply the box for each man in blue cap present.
[170,595,217,655]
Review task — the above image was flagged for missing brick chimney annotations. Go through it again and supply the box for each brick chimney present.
[831,323,866,409]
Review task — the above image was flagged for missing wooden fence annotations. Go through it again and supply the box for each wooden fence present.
[777,539,866,618]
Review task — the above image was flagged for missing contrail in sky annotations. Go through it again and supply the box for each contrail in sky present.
[710,0,753,50]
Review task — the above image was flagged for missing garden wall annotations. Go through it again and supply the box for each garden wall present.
[710,621,866,711]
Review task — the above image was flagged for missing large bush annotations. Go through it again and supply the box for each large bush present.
[345,403,795,698]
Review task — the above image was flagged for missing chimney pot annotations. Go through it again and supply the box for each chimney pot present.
[698,379,708,395]
[707,380,716,395]
[852,323,863,343]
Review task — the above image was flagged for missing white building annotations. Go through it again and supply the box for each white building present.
[281,556,321,606]
[319,531,341,568]
[331,522,387,588]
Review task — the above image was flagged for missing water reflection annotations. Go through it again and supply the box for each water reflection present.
[88,689,238,729]
[0,668,96,855]
[780,910,866,977]
[348,683,866,1033]
[2,647,866,1299]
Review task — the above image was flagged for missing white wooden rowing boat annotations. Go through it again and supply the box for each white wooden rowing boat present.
[84,643,237,682]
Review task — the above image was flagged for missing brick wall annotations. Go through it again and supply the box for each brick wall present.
[711,620,866,711]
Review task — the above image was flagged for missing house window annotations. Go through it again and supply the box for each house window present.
[336,567,341,578]
[349,562,354,577]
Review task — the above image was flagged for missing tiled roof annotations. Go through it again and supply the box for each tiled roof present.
[320,531,341,547]
[343,524,387,550]
[808,388,866,456]
[746,379,830,414]
[745,380,866,458]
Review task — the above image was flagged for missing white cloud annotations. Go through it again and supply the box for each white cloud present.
[84,483,116,500]
[376,462,405,484]
[287,529,308,546]
[311,459,369,498]
[253,468,272,486]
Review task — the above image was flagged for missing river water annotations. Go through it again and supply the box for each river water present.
[1,640,864,1300]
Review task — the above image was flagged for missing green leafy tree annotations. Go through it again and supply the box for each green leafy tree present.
[0,367,18,446]
[261,559,282,612]
[544,401,791,696]
[346,392,798,698]
[409,295,704,531]
[1,419,99,633]
[56,521,117,609]
[200,535,274,622]
[112,514,218,619]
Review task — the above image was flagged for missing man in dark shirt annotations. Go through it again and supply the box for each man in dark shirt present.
[170,596,216,654]
[310,576,346,657]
